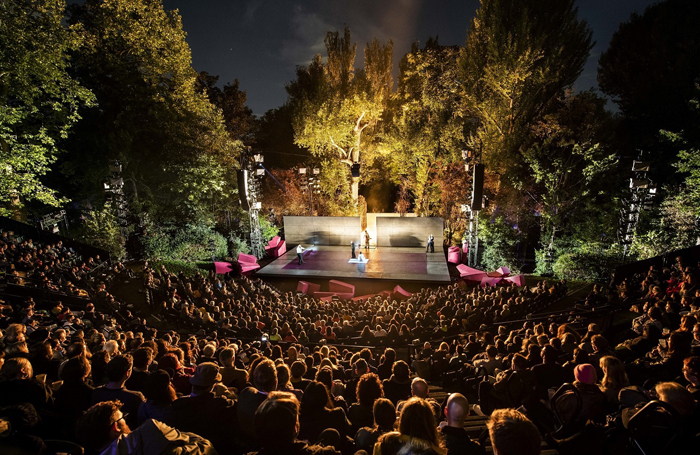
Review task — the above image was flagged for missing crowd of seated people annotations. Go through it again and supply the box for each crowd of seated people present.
[2,229,699,454]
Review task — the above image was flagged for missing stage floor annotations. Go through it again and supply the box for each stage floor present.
[256,245,451,284]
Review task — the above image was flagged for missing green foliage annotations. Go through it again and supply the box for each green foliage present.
[64,0,239,224]
[76,208,126,261]
[141,223,227,262]
[259,217,280,243]
[550,242,623,282]
[385,39,466,217]
[479,215,521,273]
[288,27,394,203]
[460,0,593,173]
[0,0,95,216]
[227,232,251,257]
[151,260,209,277]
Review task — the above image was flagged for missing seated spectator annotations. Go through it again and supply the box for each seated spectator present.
[473,345,503,377]
[91,354,145,429]
[486,408,541,455]
[290,360,311,392]
[439,393,485,455]
[477,354,536,415]
[165,362,237,454]
[54,356,94,422]
[532,345,569,400]
[683,356,700,401]
[299,381,351,443]
[0,357,53,412]
[250,391,340,455]
[377,348,396,381]
[238,359,278,449]
[354,398,396,453]
[396,377,441,423]
[348,373,384,434]
[375,397,446,455]
[76,400,215,455]
[557,364,606,425]
[219,346,247,391]
[382,360,411,405]
[125,346,152,393]
[137,370,177,425]
[598,356,629,408]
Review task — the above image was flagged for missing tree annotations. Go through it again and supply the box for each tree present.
[289,27,393,207]
[523,90,618,268]
[0,0,94,217]
[459,0,593,173]
[598,0,700,184]
[64,0,238,224]
[385,38,466,217]
[196,72,256,143]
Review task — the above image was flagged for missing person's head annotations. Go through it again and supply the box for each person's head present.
[290,360,306,380]
[486,345,498,359]
[373,397,396,430]
[105,354,132,384]
[219,347,235,368]
[103,340,119,357]
[356,373,384,407]
[655,381,697,417]
[253,359,278,392]
[445,393,470,427]
[255,392,300,449]
[487,408,541,455]
[75,401,130,451]
[0,357,33,380]
[277,363,291,389]
[143,370,177,405]
[574,363,597,385]
[599,356,629,391]
[60,356,91,383]
[511,354,527,371]
[300,380,332,413]
[383,348,396,363]
[392,360,410,381]
[411,377,429,398]
[683,356,700,387]
[189,362,222,393]
[591,335,608,353]
[131,347,153,370]
[354,358,369,376]
[398,397,441,447]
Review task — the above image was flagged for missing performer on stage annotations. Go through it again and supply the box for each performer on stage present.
[427,234,435,253]
[296,244,305,265]
[357,251,366,262]
[351,241,356,259]
[364,231,371,249]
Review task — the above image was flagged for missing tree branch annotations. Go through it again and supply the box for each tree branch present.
[328,136,347,158]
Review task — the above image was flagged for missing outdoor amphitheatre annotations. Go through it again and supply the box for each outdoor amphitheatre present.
[1,0,700,454]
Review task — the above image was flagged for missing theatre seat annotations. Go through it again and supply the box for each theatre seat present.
[237,252,260,275]
[265,236,286,258]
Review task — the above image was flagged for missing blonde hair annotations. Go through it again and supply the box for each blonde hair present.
[600,356,629,392]
[1,357,33,380]
[655,381,697,416]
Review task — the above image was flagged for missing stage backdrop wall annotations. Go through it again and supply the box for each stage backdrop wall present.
[284,216,361,246]
[376,217,444,248]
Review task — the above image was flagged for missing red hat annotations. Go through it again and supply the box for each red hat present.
[574,363,597,384]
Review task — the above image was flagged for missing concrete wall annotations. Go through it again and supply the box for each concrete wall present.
[376,217,444,248]
[284,216,361,246]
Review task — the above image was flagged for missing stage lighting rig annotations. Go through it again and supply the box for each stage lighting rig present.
[621,154,657,263]
[240,149,266,259]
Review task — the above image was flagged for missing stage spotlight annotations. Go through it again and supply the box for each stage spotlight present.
[313,168,320,175]
[299,167,307,174]
[254,153,264,163]
[632,161,650,172]
[630,178,649,189]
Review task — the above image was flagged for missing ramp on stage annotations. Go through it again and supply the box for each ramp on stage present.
[256,245,451,293]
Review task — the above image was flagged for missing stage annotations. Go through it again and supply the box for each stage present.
[256,245,452,293]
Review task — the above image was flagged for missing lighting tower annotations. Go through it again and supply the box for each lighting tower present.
[104,160,129,238]
[463,147,485,267]
[620,157,656,263]
[240,151,266,259]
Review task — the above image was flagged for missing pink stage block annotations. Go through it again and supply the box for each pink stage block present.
[297,280,321,295]
[214,261,234,274]
[328,280,355,297]
[456,264,487,282]
[496,266,511,277]
[503,275,525,287]
[378,290,392,299]
[392,285,412,301]
[265,236,287,258]
[447,246,461,264]
[237,252,260,275]
[480,276,501,287]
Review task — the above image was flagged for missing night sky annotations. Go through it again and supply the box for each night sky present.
[161,0,659,116]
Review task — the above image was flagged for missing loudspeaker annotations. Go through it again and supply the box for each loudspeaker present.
[351,163,361,178]
[471,164,484,211]
[237,170,250,211]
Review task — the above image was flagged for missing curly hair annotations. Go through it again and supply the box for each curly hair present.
[356,372,384,407]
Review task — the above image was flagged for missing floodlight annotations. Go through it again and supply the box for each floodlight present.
[299,167,307,174]
[630,178,649,189]
[313,168,320,175]
[632,161,651,172]
[253,202,262,210]
[254,153,264,163]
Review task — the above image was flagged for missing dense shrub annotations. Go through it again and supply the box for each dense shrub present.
[141,223,227,261]
[76,208,126,261]
[550,242,623,282]
[479,215,521,273]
